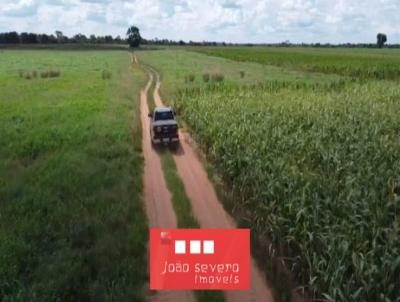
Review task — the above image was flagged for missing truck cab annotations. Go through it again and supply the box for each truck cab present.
[148,107,179,145]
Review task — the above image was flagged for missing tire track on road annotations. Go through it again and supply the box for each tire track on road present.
[138,57,195,302]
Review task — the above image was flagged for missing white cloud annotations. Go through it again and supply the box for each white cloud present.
[0,0,399,43]
[2,0,39,17]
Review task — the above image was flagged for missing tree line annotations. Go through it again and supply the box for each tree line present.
[1,28,397,49]
[0,31,126,44]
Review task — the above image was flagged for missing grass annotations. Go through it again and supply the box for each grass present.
[146,69,157,112]
[137,48,400,302]
[0,50,148,301]
[159,150,199,229]
[102,70,112,80]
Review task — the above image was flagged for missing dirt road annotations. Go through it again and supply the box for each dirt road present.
[140,70,196,302]
[151,71,274,302]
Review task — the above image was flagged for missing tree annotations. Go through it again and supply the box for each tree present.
[20,32,38,43]
[89,34,96,43]
[105,35,113,43]
[377,33,387,48]
[55,30,64,43]
[96,36,105,43]
[38,34,50,43]
[115,35,122,44]
[20,32,29,43]
[126,26,141,48]
[72,34,87,43]
[0,32,19,44]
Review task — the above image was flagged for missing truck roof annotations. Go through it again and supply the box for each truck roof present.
[154,106,173,113]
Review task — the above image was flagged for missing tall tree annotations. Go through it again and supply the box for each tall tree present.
[55,30,64,43]
[377,33,387,48]
[126,26,141,48]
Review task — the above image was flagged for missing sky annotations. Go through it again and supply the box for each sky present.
[0,0,399,44]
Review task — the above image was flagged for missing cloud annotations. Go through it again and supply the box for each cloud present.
[221,0,241,9]
[2,0,39,17]
[87,9,106,24]
[80,0,111,3]
[0,0,399,43]
[45,0,72,5]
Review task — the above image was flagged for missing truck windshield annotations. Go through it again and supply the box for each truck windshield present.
[154,111,174,121]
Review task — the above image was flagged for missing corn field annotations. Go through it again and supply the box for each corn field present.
[174,80,400,301]
[193,47,400,80]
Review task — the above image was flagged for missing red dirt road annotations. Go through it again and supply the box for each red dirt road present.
[140,71,196,302]
[152,72,275,302]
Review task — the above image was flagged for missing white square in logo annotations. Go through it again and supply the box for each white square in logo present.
[175,240,186,254]
[203,240,214,254]
[190,240,201,254]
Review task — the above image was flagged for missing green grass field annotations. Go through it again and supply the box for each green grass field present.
[0,50,148,301]
[138,48,400,302]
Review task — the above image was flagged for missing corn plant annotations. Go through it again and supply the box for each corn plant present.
[174,80,400,302]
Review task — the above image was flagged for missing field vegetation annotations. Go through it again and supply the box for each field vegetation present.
[137,49,342,99]
[138,48,400,302]
[0,50,147,301]
[193,47,400,80]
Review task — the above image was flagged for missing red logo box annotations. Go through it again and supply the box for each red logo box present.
[150,228,250,290]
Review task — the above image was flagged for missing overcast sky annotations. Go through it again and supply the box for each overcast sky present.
[0,0,399,44]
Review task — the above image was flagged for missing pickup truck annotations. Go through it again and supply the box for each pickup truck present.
[148,106,179,145]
